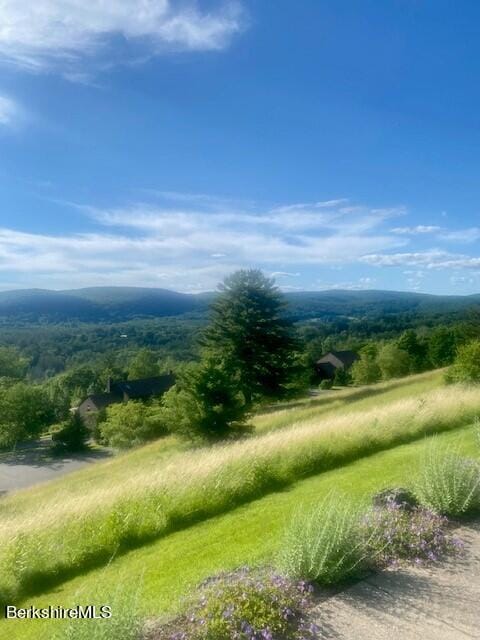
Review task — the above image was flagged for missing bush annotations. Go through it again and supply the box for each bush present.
[319,379,333,390]
[446,340,480,384]
[150,568,319,640]
[351,353,381,386]
[51,413,89,453]
[376,343,410,380]
[333,367,351,386]
[428,327,457,368]
[0,382,55,448]
[414,442,480,517]
[363,502,463,568]
[100,401,166,449]
[276,494,367,585]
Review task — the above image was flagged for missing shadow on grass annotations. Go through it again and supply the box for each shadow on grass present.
[2,418,469,611]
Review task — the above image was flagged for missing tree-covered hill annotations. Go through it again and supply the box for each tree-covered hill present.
[0,286,479,324]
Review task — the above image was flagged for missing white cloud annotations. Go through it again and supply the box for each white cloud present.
[391,225,442,235]
[0,1,245,74]
[437,227,480,243]
[3,194,479,292]
[0,95,20,126]
[362,250,480,270]
[0,196,407,290]
[391,224,480,244]
[314,276,377,291]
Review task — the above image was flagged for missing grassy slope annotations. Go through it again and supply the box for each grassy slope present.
[4,423,478,640]
[1,371,443,518]
[3,372,467,593]
[0,369,474,638]
[255,370,444,432]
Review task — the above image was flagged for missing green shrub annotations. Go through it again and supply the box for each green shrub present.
[100,401,166,449]
[152,568,318,640]
[333,367,351,386]
[276,494,367,585]
[319,379,333,390]
[0,382,55,448]
[414,441,480,516]
[377,343,410,380]
[51,413,89,453]
[363,502,463,567]
[351,353,381,386]
[447,340,480,384]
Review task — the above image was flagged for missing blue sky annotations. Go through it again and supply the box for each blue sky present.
[0,0,479,294]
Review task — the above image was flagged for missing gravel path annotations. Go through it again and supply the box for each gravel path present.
[314,522,480,639]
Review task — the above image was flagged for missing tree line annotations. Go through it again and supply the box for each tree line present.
[1,270,480,451]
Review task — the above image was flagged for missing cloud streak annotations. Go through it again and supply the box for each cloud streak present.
[0,196,406,291]
[362,250,480,270]
[0,0,245,75]
[0,194,479,293]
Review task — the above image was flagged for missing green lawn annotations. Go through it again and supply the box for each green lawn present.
[3,420,478,640]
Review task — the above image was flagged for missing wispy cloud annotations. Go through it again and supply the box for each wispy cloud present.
[0,95,20,127]
[1,193,479,292]
[437,227,480,243]
[391,224,480,244]
[0,1,245,76]
[391,225,442,235]
[362,250,480,270]
[0,196,406,290]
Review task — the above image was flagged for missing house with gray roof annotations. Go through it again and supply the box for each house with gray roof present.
[77,373,175,423]
[315,350,359,380]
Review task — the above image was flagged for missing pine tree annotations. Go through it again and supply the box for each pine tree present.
[202,270,300,406]
[161,354,248,441]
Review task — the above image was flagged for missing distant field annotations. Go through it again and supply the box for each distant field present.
[1,370,478,640]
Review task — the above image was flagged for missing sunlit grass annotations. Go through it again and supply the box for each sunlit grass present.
[3,422,478,640]
[0,374,477,605]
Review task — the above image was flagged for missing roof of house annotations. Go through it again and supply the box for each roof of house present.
[111,374,175,399]
[316,350,359,367]
[78,392,121,411]
[78,374,175,413]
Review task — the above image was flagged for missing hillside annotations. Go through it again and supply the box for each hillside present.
[2,371,480,640]
[0,286,478,324]
[0,287,201,322]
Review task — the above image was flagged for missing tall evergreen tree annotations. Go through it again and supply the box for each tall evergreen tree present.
[202,270,300,406]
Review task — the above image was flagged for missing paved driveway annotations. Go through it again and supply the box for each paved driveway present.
[0,439,111,495]
[314,522,480,639]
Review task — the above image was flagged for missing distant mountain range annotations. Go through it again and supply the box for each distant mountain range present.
[0,286,478,324]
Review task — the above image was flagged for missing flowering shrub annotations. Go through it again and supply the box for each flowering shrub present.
[414,442,480,516]
[276,494,367,585]
[150,568,319,640]
[363,501,464,568]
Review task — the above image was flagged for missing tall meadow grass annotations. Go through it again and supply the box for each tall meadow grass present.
[0,385,479,603]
